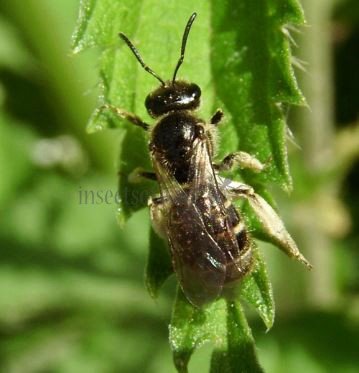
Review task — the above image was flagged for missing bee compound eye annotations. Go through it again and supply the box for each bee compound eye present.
[190,84,201,99]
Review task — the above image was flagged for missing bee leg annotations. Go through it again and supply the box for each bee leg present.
[210,109,224,126]
[148,195,168,239]
[93,104,150,130]
[214,152,264,173]
[128,167,157,183]
[223,180,312,269]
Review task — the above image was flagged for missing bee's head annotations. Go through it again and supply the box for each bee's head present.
[119,13,198,117]
[145,81,201,118]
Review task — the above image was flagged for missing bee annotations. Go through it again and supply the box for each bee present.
[95,12,312,307]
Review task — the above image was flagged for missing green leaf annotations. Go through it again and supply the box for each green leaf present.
[145,226,172,298]
[169,289,227,373]
[170,291,264,373]
[210,302,264,373]
[211,0,305,190]
[116,126,156,221]
[239,245,275,330]
[73,0,306,371]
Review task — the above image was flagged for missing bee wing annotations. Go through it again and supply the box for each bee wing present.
[191,139,228,206]
[167,210,227,307]
[152,144,227,306]
[190,139,244,271]
[152,153,187,203]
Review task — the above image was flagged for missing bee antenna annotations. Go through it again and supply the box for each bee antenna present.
[119,33,166,86]
[172,12,197,84]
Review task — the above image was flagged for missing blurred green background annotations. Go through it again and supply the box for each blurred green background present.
[0,1,358,372]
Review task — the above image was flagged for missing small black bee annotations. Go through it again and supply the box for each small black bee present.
[96,13,311,307]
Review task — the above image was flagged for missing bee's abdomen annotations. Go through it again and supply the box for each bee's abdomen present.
[194,193,253,282]
[225,203,248,249]
[223,202,253,284]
